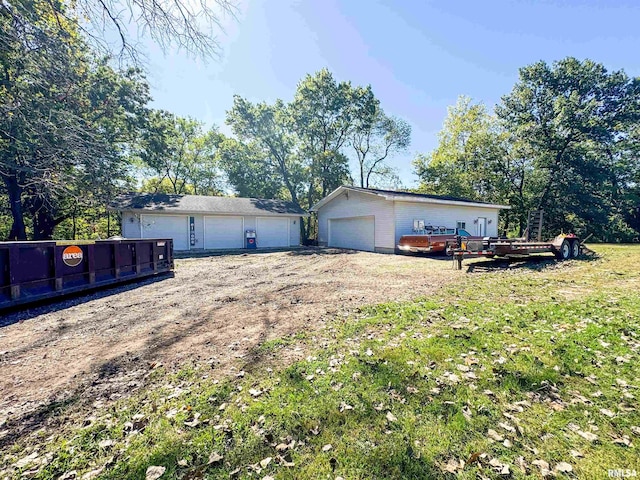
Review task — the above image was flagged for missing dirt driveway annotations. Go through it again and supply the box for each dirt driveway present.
[0,248,457,440]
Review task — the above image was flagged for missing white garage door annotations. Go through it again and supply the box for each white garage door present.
[141,215,189,251]
[329,216,375,252]
[204,216,243,249]
[257,217,290,248]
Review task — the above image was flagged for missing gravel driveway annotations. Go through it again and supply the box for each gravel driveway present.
[0,248,457,441]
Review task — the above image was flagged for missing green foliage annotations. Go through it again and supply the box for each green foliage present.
[496,58,640,239]
[0,0,150,240]
[221,69,410,239]
[416,59,640,241]
[137,111,222,196]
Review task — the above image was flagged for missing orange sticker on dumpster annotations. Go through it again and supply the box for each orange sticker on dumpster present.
[62,245,83,267]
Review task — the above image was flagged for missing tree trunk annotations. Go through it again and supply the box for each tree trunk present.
[4,175,27,240]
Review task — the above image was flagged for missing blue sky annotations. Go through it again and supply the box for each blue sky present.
[143,0,640,187]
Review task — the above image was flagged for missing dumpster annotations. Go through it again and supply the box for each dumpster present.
[245,230,257,249]
[0,238,173,311]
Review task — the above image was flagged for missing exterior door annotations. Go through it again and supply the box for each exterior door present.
[328,216,375,252]
[141,215,189,251]
[477,217,487,237]
[204,216,244,249]
[256,217,290,248]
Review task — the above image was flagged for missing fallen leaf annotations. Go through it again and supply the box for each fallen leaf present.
[612,436,632,447]
[145,466,166,480]
[532,459,551,477]
[386,411,397,422]
[577,430,598,442]
[98,439,114,448]
[177,459,188,467]
[249,389,262,397]
[600,408,615,418]
[208,452,223,465]
[554,462,573,473]
[259,457,272,468]
[322,444,333,452]
[487,429,504,442]
[184,413,201,428]
[443,458,460,473]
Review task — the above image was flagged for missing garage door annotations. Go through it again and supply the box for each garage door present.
[204,216,243,249]
[329,216,375,252]
[256,217,290,248]
[141,215,189,251]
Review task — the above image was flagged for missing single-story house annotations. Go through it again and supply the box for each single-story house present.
[310,186,510,253]
[110,193,308,251]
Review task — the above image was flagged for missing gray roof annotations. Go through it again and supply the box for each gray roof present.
[311,186,510,211]
[110,193,308,217]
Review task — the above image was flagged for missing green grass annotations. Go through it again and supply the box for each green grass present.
[4,245,640,479]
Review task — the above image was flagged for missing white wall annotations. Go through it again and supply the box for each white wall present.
[121,211,138,238]
[121,211,302,248]
[394,201,500,244]
[317,190,395,250]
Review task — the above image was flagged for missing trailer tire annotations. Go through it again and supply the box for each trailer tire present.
[555,239,571,260]
[570,240,580,258]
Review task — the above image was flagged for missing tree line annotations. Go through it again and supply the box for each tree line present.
[1,0,638,243]
[415,58,640,242]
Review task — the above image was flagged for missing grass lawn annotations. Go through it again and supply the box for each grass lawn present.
[4,245,640,479]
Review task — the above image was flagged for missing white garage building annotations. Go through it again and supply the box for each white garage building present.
[311,186,509,253]
[112,193,307,251]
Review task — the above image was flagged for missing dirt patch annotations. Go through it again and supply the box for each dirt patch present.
[0,248,457,443]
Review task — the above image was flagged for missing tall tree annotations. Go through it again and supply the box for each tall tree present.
[497,57,640,239]
[1,0,149,239]
[290,69,375,205]
[225,97,304,207]
[138,111,221,195]
[351,108,411,188]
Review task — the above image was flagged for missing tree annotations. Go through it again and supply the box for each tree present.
[3,0,237,64]
[225,97,304,207]
[414,96,533,235]
[497,58,640,239]
[217,137,285,199]
[290,69,378,206]
[138,111,221,196]
[351,108,411,188]
[1,0,150,240]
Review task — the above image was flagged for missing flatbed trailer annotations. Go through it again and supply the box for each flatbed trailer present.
[0,238,174,311]
[451,234,581,270]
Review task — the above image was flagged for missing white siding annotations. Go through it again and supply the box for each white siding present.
[121,212,139,238]
[393,202,500,244]
[317,190,395,250]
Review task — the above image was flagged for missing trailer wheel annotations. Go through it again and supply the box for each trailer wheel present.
[555,239,571,260]
[570,240,580,258]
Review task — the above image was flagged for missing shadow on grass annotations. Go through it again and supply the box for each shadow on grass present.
[0,397,79,451]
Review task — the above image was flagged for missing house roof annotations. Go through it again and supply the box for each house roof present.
[310,186,511,211]
[110,193,309,217]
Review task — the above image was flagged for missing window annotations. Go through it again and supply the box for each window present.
[413,219,425,232]
[456,221,466,230]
